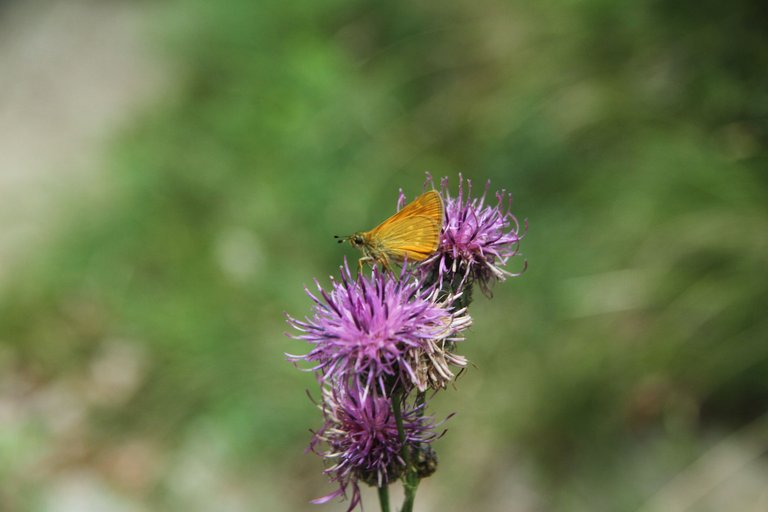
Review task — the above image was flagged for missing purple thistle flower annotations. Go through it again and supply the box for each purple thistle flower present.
[309,384,438,511]
[413,173,526,297]
[286,260,470,393]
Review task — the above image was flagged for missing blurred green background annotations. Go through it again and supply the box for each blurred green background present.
[1,0,767,510]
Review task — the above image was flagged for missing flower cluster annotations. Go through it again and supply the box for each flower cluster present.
[286,175,524,511]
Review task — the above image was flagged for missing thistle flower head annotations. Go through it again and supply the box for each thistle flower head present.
[286,260,469,392]
[309,384,438,510]
[419,173,526,296]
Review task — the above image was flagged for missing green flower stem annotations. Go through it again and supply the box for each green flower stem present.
[400,463,420,512]
[392,390,420,512]
[415,390,426,414]
[377,484,390,512]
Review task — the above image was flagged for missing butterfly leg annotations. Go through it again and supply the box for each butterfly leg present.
[379,255,393,273]
[357,256,374,273]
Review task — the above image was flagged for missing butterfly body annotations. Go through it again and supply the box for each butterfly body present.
[336,190,444,272]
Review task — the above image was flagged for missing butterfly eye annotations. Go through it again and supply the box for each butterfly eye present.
[353,236,364,245]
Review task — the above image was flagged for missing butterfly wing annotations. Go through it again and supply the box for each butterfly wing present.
[369,190,444,261]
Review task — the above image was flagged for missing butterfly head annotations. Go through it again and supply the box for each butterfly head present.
[334,233,367,249]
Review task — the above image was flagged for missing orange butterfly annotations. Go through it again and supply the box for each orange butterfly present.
[335,190,444,272]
